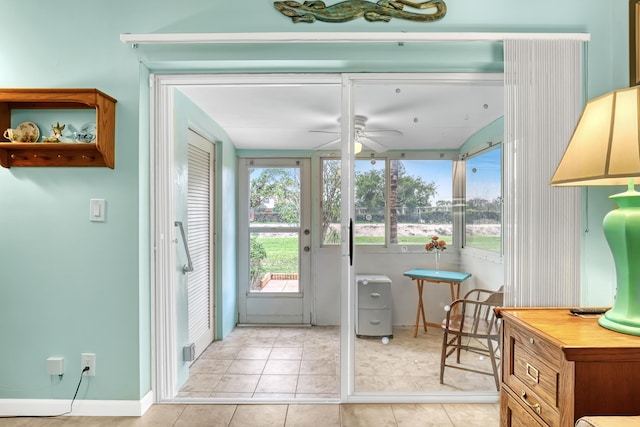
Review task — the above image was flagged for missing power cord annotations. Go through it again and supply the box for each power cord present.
[0,366,90,419]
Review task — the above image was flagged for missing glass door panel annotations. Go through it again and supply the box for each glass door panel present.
[241,159,311,325]
[350,75,504,396]
[249,166,301,294]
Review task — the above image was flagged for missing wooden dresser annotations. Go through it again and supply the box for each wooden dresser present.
[497,308,640,427]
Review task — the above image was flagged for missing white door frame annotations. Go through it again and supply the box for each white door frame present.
[149,32,589,404]
[150,71,503,403]
[150,73,341,401]
[238,157,312,325]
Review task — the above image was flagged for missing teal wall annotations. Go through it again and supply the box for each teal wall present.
[459,117,504,154]
[172,90,238,386]
[0,0,629,402]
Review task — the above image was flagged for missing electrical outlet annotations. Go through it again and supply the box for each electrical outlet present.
[81,353,95,376]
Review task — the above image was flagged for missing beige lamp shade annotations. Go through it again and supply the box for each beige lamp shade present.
[551,86,640,186]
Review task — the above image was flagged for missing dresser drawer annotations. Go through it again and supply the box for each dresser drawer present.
[501,388,546,427]
[512,344,559,409]
[506,320,563,370]
[504,322,561,427]
[357,280,391,310]
[357,308,392,337]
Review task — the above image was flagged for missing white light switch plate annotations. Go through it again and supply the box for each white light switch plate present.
[90,199,105,222]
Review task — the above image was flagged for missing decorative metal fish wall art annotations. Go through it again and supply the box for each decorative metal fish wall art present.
[274,0,447,23]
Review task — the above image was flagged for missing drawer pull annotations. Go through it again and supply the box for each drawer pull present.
[526,363,540,383]
[369,320,381,325]
[370,293,381,298]
[520,390,541,415]
[529,337,535,344]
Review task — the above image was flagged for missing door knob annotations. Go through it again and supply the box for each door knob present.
[304,246,310,252]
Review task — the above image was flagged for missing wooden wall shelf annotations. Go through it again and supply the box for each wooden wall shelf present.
[0,88,117,168]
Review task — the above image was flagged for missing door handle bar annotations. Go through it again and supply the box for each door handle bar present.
[174,221,194,274]
[349,218,354,266]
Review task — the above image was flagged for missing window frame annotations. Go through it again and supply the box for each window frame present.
[318,150,459,250]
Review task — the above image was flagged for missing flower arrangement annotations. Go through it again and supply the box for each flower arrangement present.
[425,235,447,252]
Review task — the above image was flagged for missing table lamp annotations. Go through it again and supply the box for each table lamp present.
[551,85,640,336]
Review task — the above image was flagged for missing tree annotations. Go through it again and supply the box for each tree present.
[395,162,437,211]
[389,161,398,243]
[354,168,386,217]
[350,161,438,242]
[250,168,300,224]
[321,159,341,244]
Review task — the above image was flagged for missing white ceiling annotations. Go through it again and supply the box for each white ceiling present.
[178,77,504,152]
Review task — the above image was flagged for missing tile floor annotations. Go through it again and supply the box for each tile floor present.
[179,325,340,399]
[0,327,500,426]
[0,402,500,426]
[179,324,498,398]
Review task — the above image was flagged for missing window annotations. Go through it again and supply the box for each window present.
[464,145,502,252]
[320,158,342,245]
[392,159,453,245]
[320,156,454,247]
[354,159,386,245]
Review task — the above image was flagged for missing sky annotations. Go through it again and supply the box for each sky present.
[355,148,501,204]
[465,148,501,201]
[250,149,502,208]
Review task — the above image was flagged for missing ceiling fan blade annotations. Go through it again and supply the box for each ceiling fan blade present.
[313,136,341,150]
[309,129,340,134]
[364,129,403,137]
[361,136,388,153]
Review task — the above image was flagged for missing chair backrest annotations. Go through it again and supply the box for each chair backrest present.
[452,286,504,337]
[484,286,504,306]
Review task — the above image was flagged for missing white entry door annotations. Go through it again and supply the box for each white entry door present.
[238,158,311,324]
[187,130,215,359]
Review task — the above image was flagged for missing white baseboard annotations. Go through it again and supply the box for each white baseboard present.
[0,390,154,417]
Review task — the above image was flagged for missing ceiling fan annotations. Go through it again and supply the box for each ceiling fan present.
[311,115,403,153]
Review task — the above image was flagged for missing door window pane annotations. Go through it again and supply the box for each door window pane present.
[249,167,301,293]
[250,233,299,292]
[250,167,300,227]
[465,146,502,252]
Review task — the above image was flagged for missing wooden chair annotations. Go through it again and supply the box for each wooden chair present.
[439,286,504,390]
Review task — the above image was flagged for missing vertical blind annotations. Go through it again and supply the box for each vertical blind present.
[503,39,584,307]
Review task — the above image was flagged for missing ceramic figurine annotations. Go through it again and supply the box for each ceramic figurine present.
[42,122,65,143]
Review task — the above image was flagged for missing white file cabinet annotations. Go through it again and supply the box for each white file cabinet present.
[356,274,393,338]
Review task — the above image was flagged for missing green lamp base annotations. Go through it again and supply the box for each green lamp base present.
[599,312,640,335]
[597,183,640,336]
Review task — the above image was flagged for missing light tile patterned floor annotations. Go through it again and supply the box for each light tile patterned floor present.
[179,325,498,398]
[0,327,500,426]
[0,403,500,426]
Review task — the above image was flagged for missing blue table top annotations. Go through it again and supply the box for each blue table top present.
[403,268,471,282]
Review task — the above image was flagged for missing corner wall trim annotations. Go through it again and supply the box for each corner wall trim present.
[0,391,154,417]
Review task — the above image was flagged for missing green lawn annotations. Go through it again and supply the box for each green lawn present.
[464,236,501,252]
[254,236,299,273]
[254,233,500,274]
